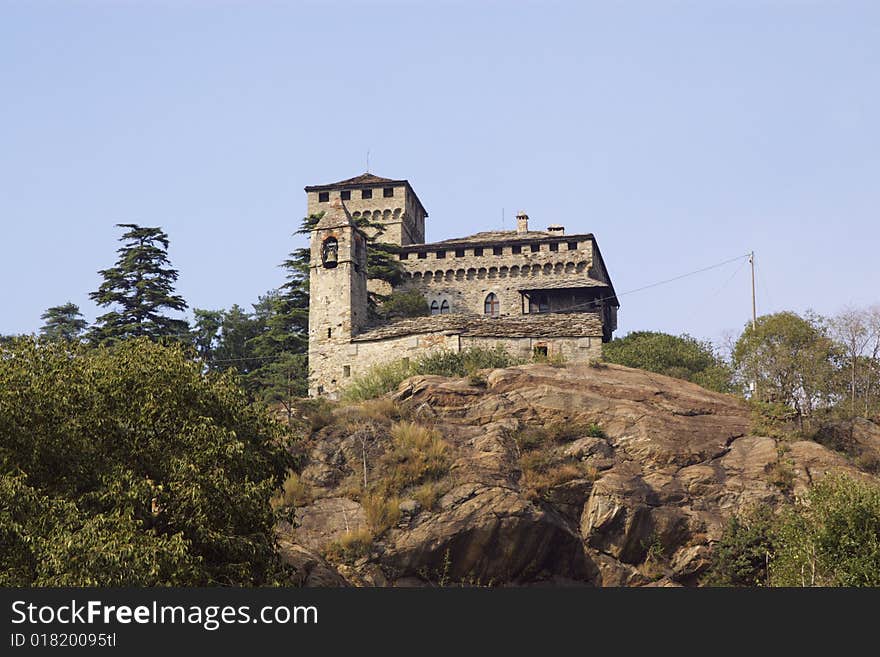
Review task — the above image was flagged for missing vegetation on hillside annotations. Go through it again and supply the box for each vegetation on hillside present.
[0,337,292,586]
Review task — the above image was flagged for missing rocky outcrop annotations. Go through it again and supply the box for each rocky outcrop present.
[277,362,879,586]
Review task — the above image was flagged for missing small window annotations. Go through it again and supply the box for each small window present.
[362,189,373,199]
[399,252,409,260]
[474,247,484,256]
[484,293,499,316]
[430,301,440,315]
[440,300,450,314]
[318,191,329,202]
[455,249,465,257]
[493,246,503,256]
[512,245,522,254]
[383,187,394,198]
[533,345,548,358]
[549,243,559,252]
[343,365,351,378]
[341,190,351,201]
[436,250,446,259]
[327,328,332,338]
[530,244,539,253]
[567,241,578,251]
[417,252,427,259]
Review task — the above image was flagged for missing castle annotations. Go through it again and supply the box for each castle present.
[306,173,619,398]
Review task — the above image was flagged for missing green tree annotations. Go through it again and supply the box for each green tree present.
[703,506,775,587]
[89,224,189,344]
[39,302,87,341]
[0,337,292,586]
[770,474,880,586]
[602,331,734,393]
[733,312,839,422]
[377,289,429,320]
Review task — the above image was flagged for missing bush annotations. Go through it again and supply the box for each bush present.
[271,472,313,510]
[603,331,734,393]
[703,506,775,587]
[377,289,429,319]
[770,474,880,586]
[323,529,373,564]
[362,494,401,536]
[342,346,521,401]
[376,422,451,497]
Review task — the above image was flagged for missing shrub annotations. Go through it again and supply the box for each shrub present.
[412,482,445,511]
[377,289,430,319]
[703,506,775,587]
[376,422,451,497]
[342,346,521,401]
[270,472,313,509]
[323,529,373,564]
[770,474,880,586]
[362,494,401,536]
[603,330,735,393]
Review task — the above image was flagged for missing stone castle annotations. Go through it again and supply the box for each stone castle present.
[306,173,619,398]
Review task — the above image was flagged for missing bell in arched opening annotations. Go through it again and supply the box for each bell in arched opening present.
[321,237,339,268]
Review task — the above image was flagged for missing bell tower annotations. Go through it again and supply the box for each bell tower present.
[307,199,368,397]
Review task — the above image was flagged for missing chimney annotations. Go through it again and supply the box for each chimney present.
[516,211,529,233]
[547,224,565,236]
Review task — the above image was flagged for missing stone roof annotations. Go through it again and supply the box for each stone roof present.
[352,311,604,342]
[516,277,609,291]
[400,230,594,250]
[305,173,398,191]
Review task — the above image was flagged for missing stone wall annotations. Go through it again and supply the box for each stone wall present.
[317,330,603,399]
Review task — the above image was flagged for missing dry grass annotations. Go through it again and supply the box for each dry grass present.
[376,421,451,497]
[323,529,373,564]
[511,421,606,451]
[362,494,401,536]
[412,481,445,511]
[519,454,598,501]
[270,472,313,509]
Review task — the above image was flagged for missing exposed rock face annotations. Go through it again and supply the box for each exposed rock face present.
[278,363,879,586]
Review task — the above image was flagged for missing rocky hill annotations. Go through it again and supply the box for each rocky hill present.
[277,362,880,586]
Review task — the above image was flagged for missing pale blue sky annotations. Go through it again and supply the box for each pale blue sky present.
[1,1,878,346]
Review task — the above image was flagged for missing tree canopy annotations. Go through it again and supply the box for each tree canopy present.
[89,224,189,344]
[0,337,292,586]
[39,302,87,341]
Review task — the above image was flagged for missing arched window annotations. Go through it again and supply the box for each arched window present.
[430,300,440,315]
[440,300,450,314]
[484,293,499,316]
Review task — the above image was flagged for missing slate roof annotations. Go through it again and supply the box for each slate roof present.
[352,311,604,342]
[305,173,398,191]
[516,277,609,291]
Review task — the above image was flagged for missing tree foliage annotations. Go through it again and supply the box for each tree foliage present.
[0,337,292,586]
[39,302,87,341]
[89,224,189,344]
[602,331,734,393]
[733,312,839,421]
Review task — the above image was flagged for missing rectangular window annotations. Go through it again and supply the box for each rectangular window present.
[399,252,409,260]
[343,365,351,378]
[436,250,446,259]
[418,251,427,259]
[474,247,484,256]
[455,249,465,257]
[512,245,522,254]
[493,246,503,255]
[362,189,373,199]
[383,187,394,198]
[318,192,329,202]
[530,244,539,253]
[567,241,578,251]
[533,345,548,358]
[341,190,351,201]
[549,243,559,252]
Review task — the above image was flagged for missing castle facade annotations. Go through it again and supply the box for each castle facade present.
[306,173,619,398]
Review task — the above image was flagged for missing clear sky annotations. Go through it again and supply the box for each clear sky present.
[2,1,878,347]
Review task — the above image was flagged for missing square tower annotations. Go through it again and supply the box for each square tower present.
[304,173,428,246]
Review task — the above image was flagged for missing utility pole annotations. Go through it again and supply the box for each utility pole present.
[749,251,757,329]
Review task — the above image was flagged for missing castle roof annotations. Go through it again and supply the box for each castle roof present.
[352,311,604,343]
[304,172,428,218]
